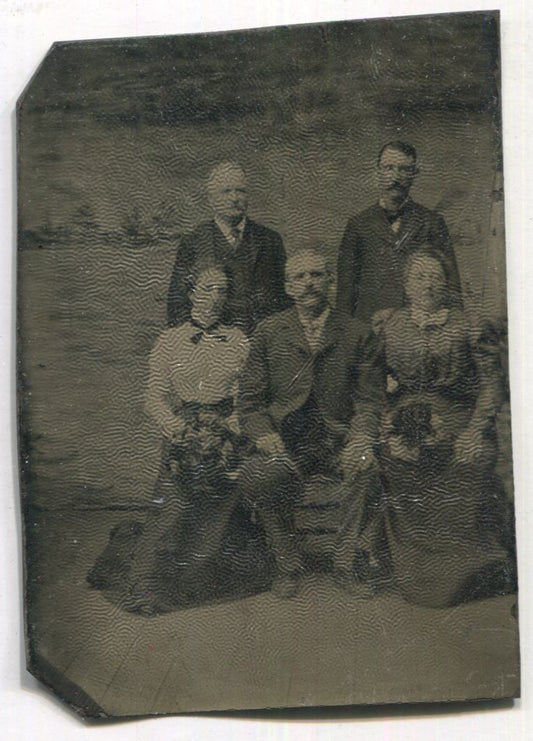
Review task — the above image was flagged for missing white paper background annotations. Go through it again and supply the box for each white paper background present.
[1,1,531,738]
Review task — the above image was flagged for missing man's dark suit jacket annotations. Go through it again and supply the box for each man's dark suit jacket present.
[336,200,462,321]
[167,218,291,331]
[238,306,383,444]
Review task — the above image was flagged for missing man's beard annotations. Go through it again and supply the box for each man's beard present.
[388,183,407,194]
[298,291,327,313]
[301,289,325,303]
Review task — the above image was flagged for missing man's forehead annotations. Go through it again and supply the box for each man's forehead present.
[380,147,415,164]
[287,253,327,275]
[208,166,246,189]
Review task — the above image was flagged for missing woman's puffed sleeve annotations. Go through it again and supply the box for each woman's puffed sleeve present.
[225,330,251,436]
[370,307,394,336]
[467,319,504,433]
[144,332,182,438]
[234,329,250,371]
[348,320,388,446]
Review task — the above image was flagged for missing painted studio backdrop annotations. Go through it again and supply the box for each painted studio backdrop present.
[19,14,507,509]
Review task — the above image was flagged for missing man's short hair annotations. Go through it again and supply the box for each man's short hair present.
[206,162,246,193]
[185,261,230,296]
[377,141,417,167]
[403,246,450,286]
[285,247,332,279]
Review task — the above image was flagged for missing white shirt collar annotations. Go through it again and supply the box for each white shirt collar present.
[215,216,247,245]
[297,305,331,330]
[410,306,449,330]
[378,195,411,215]
[296,306,331,352]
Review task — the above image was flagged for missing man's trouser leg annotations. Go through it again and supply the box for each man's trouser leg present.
[235,455,304,576]
[333,468,385,574]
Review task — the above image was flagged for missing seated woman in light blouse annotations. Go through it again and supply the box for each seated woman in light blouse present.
[145,263,249,476]
[87,264,271,614]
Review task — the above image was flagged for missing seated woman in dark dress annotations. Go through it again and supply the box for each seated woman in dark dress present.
[87,264,272,614]
[373,248,516,608]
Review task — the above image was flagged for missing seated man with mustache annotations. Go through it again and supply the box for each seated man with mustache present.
[236,248,384,598]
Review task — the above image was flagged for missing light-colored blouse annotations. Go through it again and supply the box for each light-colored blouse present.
[145,322,249,434]
[372,306,502,442]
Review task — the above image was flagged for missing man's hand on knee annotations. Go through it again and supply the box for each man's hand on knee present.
[340,437,377,479]
[256,432,288,459]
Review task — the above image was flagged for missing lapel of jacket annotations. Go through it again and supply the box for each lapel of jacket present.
[279,307,346,394]
[264,309,350,434]
[211,219,234,263]
[395,199,424,250]
[238,218,258,272]
[315,310,344,358]
[278,307,310,355]
[373,199,422,251]
[280,307,344,355]
[210,218,258,271]
[278,309,314,398]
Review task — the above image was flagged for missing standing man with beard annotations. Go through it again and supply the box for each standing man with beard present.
[336,141,462,320]
[167,162,291,333]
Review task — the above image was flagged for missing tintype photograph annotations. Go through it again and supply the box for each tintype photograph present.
[17,10,519,718]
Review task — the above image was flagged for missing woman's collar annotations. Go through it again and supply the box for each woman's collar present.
[410,306,450,329]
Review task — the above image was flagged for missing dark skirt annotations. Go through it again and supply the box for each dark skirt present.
[87,400,274,614]
[379,446,516,608]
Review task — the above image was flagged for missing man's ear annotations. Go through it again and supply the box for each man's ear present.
[285,277,294,298]
[187,279,196,303]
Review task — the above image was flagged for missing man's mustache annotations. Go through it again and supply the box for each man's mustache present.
[302,288,322,297]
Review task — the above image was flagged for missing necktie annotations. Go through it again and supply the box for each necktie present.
[385,209,403,235]
[306,320,323,352]
[386,210,399,224]
[230,226,241,246]
[383,199,408,222]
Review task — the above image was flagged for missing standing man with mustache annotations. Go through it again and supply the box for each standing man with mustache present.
[167,162,291,333]
[336,141,462,320]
